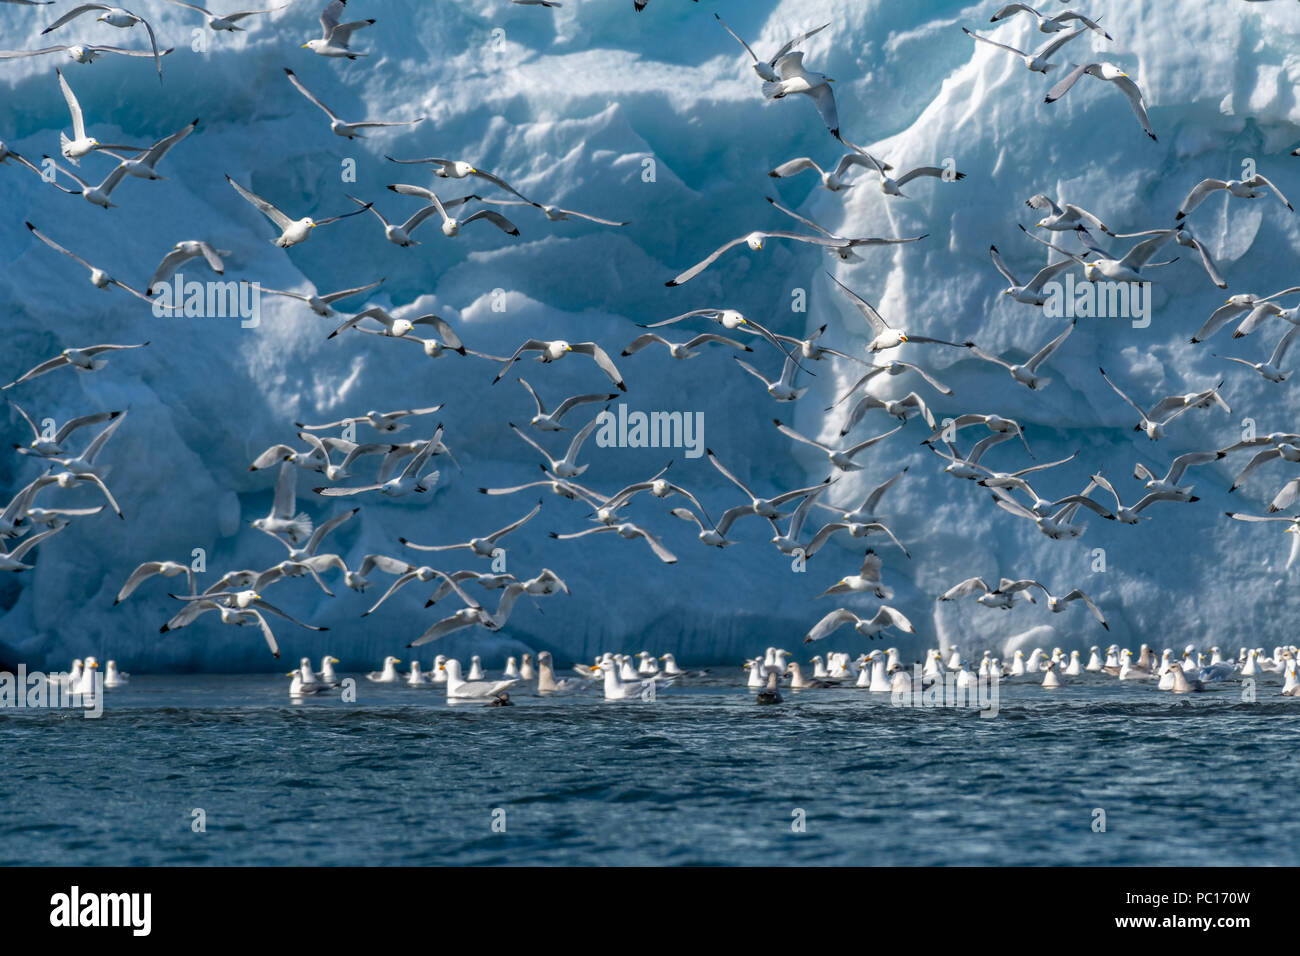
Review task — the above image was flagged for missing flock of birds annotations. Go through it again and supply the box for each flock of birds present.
[740,639,1300,703]
[2,0,1299,704]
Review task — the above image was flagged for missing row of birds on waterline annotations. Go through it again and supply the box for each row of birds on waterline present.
[2,1,1298,668]
[743,641,1300,703]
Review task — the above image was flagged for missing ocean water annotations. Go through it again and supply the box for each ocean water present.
[4,669,1299,866]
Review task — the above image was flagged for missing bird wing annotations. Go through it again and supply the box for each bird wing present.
[284,68,338,120]
[4,354,70,389]
[733,356,772,387]
[1060,589,1107,627]
[963,27,1026,58]
[1193,302,1250,343]
[41,4,108,34]
[409,613,477,647]
[629,525,677,564]
[226,174,292,229]
[1250,173,1293,212]
[1167,450,1224,484]
[460,208,520,234]
[706,448,756,499]
[1098,366,1146,418]
[1025,257,1077,292]
[988,245,1020,285]
[805,83,839,136]
[1269,478,1300,514]
[489,500,542,542]
[1024,193,1063,216]
[508,422,559,469]
[1025,321,1075,372]
[321,278,385,304]
[1119,230,1176,269]
[765,196,832,237]
[827,273,889,337]
[861,469,907,515]
[492,338,549,383]
[570,342,626,390]
[563,413,604,462]
[1270,325,1300,368]
[940,577,990,600]
[271,460,297,519]
[713,12,758,62]
[303,507,357,556]
[805,608,857,643]
[315,483,382,496]
[1044,62,1093,102]
[867,606,914,633]
[56,69,86,140]
[895,166,950,187]
[1033,26,1085,62]
[666,235,749,286]
[769,157,819,179]
[773,418,830,453]
[966,344,1015,372]
[116,561,166,602]
[1110,74,1155,138]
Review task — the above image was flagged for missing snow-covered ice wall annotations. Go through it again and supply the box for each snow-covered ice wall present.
[1,0,1298,671]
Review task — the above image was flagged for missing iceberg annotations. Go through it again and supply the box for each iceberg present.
[0,0,1297,671]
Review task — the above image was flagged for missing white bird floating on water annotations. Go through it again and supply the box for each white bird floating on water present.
[367,655,401,682]
[442,658,516,700]
[103,660,128,688]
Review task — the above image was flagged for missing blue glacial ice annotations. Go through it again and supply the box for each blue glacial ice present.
[0,0,1298,671]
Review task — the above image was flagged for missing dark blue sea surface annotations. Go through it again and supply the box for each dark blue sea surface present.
[3,671,1298,866]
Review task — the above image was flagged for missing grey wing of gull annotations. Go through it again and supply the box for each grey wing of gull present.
[1045,62,1092,103]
